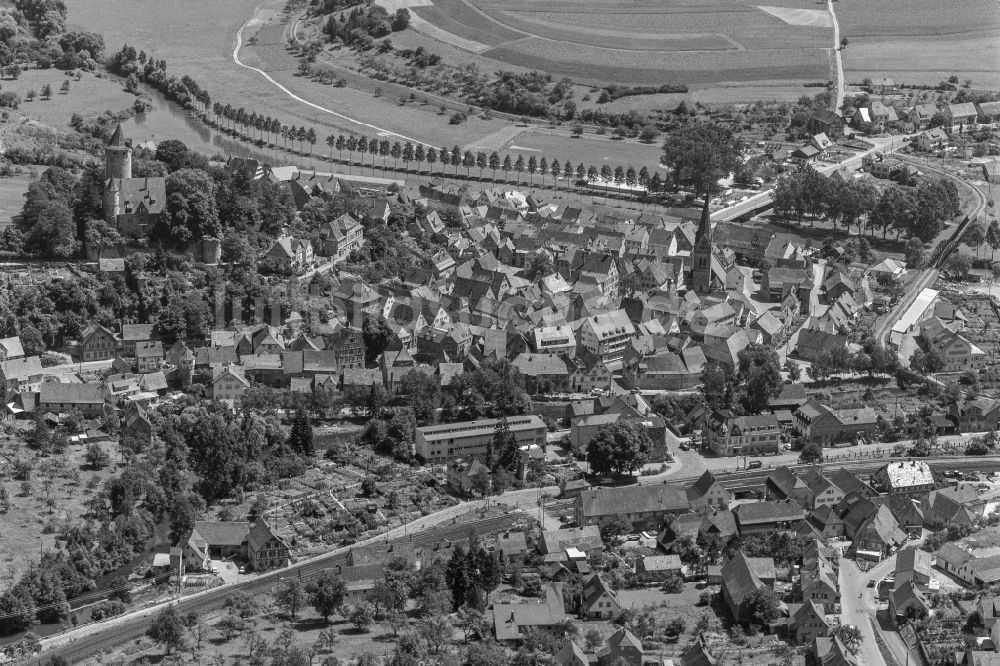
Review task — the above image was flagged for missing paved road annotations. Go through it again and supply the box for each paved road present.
[840,557,890,666]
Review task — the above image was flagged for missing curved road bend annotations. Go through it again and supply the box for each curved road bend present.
[232,12,434,147]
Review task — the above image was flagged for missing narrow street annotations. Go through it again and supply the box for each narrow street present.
[840,557,890,666]
[840,554,921,666]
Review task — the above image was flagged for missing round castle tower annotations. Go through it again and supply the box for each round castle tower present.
[105,124,132,180]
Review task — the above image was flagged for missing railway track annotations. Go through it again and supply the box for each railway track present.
[27,512,526,665]
[671,455,1000,489]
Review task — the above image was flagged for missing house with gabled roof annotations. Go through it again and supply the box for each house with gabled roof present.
[0,355,42,399]
[949,102,979,127]
[120,324,155,358]
[808,505,845,539]
[800,562,839,613]
[582,574,621,619]
[908,102,939,129]
[766,466,814,507]
[446,457,490,496]
[264,235,313,272]
[814,635,859,666]
[555,641,589,666]
[790,600,831,644]
[921,316,987,372]
[721,552,770,623]
[576,484,689,531]
[684,635,719,666]
[895,546,933,591]
[247,517,291,571]
[493,583,567,641]
[0,336,23,362]
[799,469,845,510]
[211,365,249,408]
[320,213,364,262]
[889,580,930,623]
[853,504,907,560]
[887,495,924,536]
[733,499,805,534]
[795,328,847,363]
[686,470,730,512]
[79,323,120,362]
[38,382,107,417]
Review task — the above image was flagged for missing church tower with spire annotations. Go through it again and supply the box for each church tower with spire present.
[691,196,715,294]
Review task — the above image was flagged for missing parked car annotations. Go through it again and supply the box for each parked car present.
[748,460,763,469]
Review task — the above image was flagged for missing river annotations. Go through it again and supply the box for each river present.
[119,86,314,167]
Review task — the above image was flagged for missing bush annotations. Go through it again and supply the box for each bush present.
[449,111,467,125]
[699,591,714,606]
[662,574,683,594]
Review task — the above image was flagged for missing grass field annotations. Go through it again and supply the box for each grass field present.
[0,431,117,585]
[0,173,34,227]
[501,130,665,173]
[3,69,135,131]
[243,19,510,147]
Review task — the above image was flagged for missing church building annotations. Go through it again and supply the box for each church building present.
[691,197,725,294]
[103,124,167,237]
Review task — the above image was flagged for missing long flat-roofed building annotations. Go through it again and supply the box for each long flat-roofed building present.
[415,415,547,463]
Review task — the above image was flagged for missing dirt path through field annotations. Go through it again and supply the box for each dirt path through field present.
[829,0,845,111]
[233,6,435,146]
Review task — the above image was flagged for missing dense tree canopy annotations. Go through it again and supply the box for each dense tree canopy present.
[586,420,651,477]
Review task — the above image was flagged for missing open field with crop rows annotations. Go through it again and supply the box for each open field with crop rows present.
[835,0,1000,87]
[481,39,832,86]
[844,33,1000,90]
[397,0,835,86]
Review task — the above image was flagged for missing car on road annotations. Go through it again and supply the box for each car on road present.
[679,443,690,451]
[867,579,876,588]
[238,566,245,574]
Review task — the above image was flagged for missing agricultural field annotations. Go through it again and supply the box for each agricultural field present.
[835,0,1000,88]
[396,0,834,88]
[843,34,1000,90]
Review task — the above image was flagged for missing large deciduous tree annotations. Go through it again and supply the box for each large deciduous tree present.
[737,344,782,414]
[586,420,651,477]
[661,123,745,196]
[159,168,220,245]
